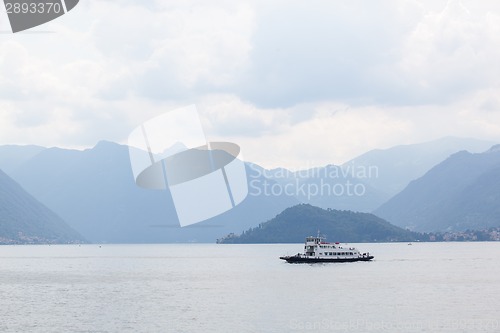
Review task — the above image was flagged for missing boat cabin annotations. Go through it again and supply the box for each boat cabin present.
[303,236,364,259]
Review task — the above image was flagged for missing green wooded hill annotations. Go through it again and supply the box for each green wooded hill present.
[217,204,420,243]
[0,169,86,244]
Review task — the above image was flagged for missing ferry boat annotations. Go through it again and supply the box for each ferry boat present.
[279,235,374,263]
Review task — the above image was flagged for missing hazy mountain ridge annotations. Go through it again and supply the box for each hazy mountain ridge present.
[375,145,500,232]
[0,145,46,174]
[342,136,495,199]
[217,204,420,243]
[1,137,497,243]
[7,141,297,243]
[0,169,85,244]
[259,137,494,213]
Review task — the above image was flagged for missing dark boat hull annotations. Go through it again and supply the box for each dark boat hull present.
[280,256,374,263]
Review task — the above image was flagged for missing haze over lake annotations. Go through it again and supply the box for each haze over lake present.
[1,242,499,332]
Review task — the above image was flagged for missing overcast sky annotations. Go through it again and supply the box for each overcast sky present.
[1,0,500,168]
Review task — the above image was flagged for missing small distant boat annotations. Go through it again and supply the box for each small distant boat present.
[280,235,374,263]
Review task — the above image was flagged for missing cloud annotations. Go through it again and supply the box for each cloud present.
[234,0,500,108]
[87,1,255,100]
[198,94,297,138]
[1,0,500,169]
[235,0,424,107]
[393,0,500,105]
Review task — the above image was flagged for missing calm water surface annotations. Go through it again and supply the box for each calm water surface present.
[1,242,499,332]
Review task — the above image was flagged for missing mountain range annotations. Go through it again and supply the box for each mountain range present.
[258,137,494,212]
[0,144,45,174]
[375,145,500,232]
[342,136,495,197]
[1,136,498,243]
[6,141,297,243]
[0,168,85,244]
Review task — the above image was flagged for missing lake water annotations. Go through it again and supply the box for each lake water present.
[1,242,499,332]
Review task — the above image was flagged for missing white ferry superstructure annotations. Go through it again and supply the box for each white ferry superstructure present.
[280,235,374,263]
